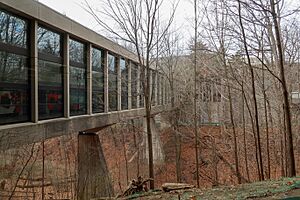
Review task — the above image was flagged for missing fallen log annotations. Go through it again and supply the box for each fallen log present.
[122,176,153,197]
[162,183,195,192]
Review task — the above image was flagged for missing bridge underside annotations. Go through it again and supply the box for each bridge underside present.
[0,105,166,150]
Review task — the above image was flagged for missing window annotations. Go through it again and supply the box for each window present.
[0,10,27,48]
[120,58,128,110]
[108,54,118,111]
[151,70,156,106]
[37,26,63,120]
[0,10,29,125]
[157,74,160,105]
[131,63,138,109]
[92,47,104,113]
[69,39,87,116]
[200,80,221,103]
[139,66,145,108]
[37,26,61,56]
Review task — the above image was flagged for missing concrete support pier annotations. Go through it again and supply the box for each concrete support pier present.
[77,132,114,200]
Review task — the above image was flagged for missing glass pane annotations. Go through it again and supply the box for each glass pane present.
[0,10,27,48]
[139,67,144,108]
[92,48,103,71]
[0,51,29,124]
[152,71,156,106]
[70,66,87,115]
[108,54,117,111]
[92,48,104,113]
[69,39,85,64]
[37,26,61,56]
[121,59,128,110]
[157,74,160,105]
[38,60,63,120]
[131,63,137,109]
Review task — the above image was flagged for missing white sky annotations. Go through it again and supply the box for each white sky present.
[39,0,194,39]
[38,0,299,51]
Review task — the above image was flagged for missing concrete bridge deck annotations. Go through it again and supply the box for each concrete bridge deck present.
[0,0,172,149]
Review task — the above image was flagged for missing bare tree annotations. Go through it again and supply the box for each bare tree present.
[159,28,184,183]
[83,0,178,189]
[193,0,200,188]
[269,0,296,177]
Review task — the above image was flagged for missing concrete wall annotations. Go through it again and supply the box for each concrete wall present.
[0,105,167,150]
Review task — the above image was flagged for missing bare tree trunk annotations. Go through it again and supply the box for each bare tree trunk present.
[175,127,182,183]
[144,56,154,189]
[237,0,264,180]
[243,90,261,180]
[194,0,200,188]
[262,65,271,180]
[283,105,288,176]
[241,80,250,182]
[225,64,241,184]
[267,99,274,178]
[270,0,296,177]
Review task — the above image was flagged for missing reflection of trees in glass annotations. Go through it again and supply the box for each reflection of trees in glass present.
[38,60,62,84]
[37,26,63,120]
[0,10,27,48]
[0,52,27,83]
[70,66,87,115]
[92,48,104,113]
[38,60,63,119]
[0,10,29,124]
[151,70,156,106]
[157,74,160,105]
[0,52,29,124]
[69,39,85,63]
[37,26,61,56]
[120,58,128,110]
[139,67,145,107]
[69,39,86,116]
[108,54,118,111]
[131,63,138,109]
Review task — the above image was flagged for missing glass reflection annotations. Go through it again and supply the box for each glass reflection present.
[69,39,87,116]
[37,26,61,56]
[120,59,128,110]
[139,67,144,108]
[38,60,63,119]
[70,66,87,115]
[92,48,104,113]
[69,39,85,63]
[108,54,117,111]
[0,10,27,48]
[152,71,156,106]
[0,51,29,124]
[131,63,138,109]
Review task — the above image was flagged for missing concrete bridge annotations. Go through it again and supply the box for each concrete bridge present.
[0,0,172,150]
[0,1,174,198]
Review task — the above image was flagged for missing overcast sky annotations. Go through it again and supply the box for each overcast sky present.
[39,0,194,38]
[39,0,299,52]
